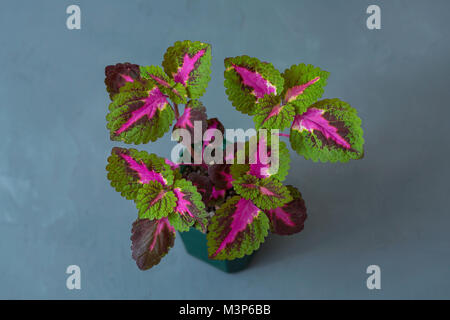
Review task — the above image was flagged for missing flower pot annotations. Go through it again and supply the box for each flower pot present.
[179,228,255,273]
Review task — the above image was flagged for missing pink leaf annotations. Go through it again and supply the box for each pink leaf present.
[232,64,277,99]
[115,87,169,135]
[173,49,206,85]
[291,108,351,149]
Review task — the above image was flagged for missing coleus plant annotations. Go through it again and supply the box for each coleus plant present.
[105,40,364,270]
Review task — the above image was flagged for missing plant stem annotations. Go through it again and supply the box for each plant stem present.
[173,103,180,119]
[278,133,290,138]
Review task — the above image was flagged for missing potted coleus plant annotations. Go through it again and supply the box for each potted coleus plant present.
[105,40,364,272]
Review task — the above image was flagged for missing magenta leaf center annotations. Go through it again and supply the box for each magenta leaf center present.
[116,87,168,135]
[232,64,276,99]
[292,108,350,149]
[173,49,206,85]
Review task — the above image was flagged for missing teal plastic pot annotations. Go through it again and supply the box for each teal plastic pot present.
[177,145,255,273]
[179,228,255,273]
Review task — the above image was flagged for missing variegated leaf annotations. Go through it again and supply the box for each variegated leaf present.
[106,147,173,200]
[207,196,269,260]
[162,40,212,99]
[106,80,175,144]
[282,63,329,114]
[265,185,307,235]
[224,55,284,115]
[168,179,208,232]
[232,175,292,210]
[131,218,175,270]
[140,65,187,104]
[290,99,364,162]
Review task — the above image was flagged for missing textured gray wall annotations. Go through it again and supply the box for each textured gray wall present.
[1,0,449,299]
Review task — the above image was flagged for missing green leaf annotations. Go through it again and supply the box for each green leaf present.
[282,63,330,114]
[290,98,364,162]
[230,163,250,181]
[168,179,208,232]
[135,182,177,219]
[253,95,295,130]
[224,55,284,115]
[167,212,190,232]
[271,140,291,182]
[106,80,175,144]
[232,175,292,210]
[106,147,174,200]
[207,196,269,260]
[162,40,212,99]
[140,65,187,104]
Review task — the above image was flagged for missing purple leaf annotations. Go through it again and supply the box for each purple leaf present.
[206,118,224,133]
[204,118,225,145]
[186,172,213,203]
[266,200,307,235]
[265,186,307,235]
[173,100,207,143]
[131,218,175,270]
[210,186,226,200]
[208,164,233,190]
[105,63,141,98]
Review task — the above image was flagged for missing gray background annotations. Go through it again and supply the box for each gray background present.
[0,0,449,299]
